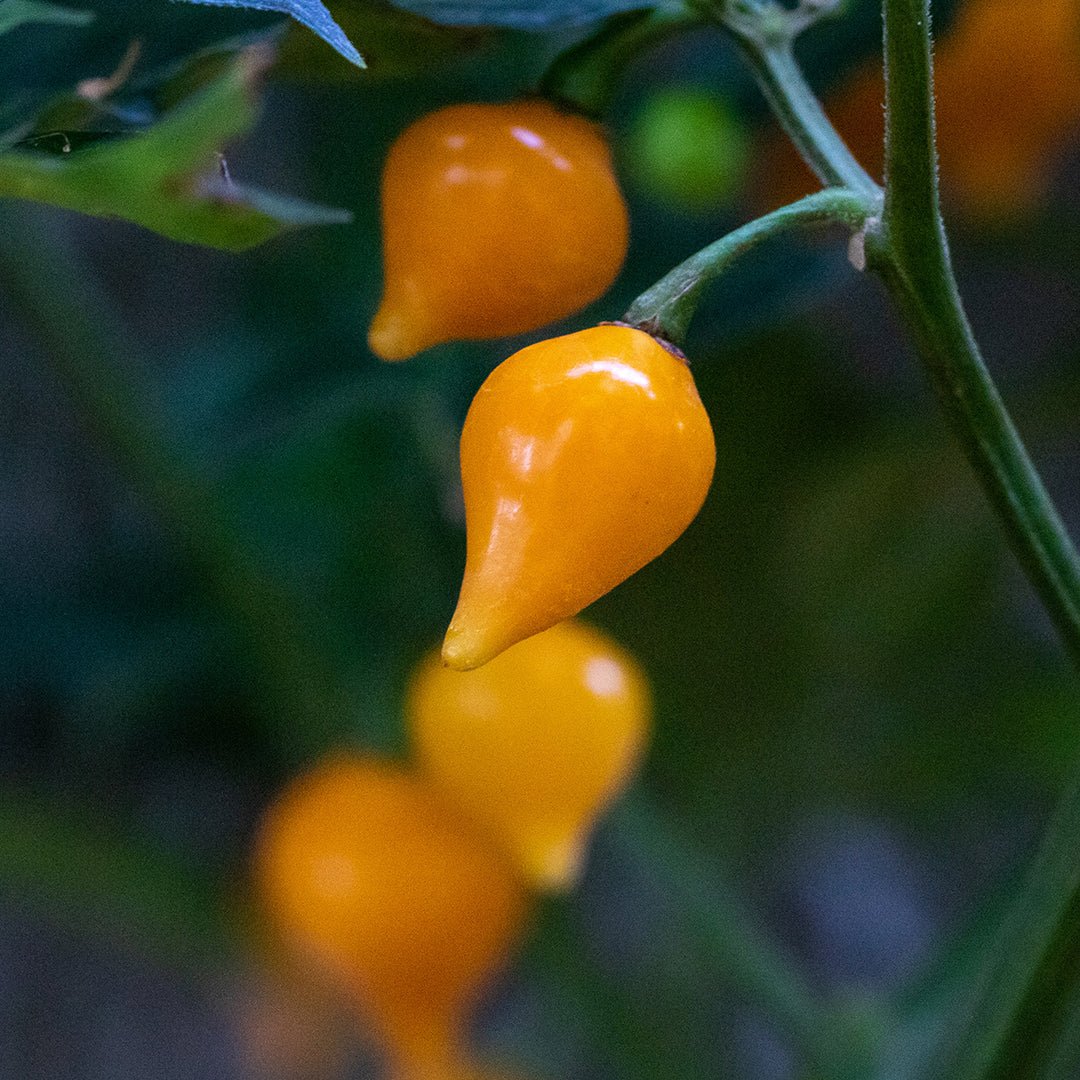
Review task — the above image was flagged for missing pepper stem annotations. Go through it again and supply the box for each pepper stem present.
[623,186,878,345]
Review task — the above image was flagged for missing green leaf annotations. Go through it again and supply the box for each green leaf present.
[0,0,92,35]
[386,0,676,30]
[0,786,239,966]
[173,0,365,66]
[0,46,352,249]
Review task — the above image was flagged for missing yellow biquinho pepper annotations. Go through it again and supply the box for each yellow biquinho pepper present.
[409,620,651,891]
[253,755,528,1077]
[442,324,715,670]
[369,100,629,360]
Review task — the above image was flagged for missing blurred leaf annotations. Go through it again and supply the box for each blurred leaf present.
[276,0,489,81]
[150,27,288,108]
[0,0,92,35]
[0,17,268,144]
[386,0,678,29]
[1045,990,1080,1080]
[878,891,1005,1080]
[173,0,365,66]
[0,46,352,248]
[0,786,239,966]
[523,891,719,1080]
[609,795,842,1074]
[783,428,998,696]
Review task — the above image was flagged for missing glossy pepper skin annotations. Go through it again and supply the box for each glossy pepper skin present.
[410,620,651,891]
[368,100,629,361]
[442,324,715,670]
[253,755,527,1075]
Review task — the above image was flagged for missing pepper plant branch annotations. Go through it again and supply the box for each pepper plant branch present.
[877,2,1080,1078]
[635,4,1080,1073]
[623,186,877,343]
[716,0,880,197]
[664,0,1080,663]
[875,0,1080,664]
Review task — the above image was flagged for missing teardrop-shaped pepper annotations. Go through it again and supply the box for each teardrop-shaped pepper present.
[443,324,715,670]
[253,755,528,1075]
[368,100,629,361]
[410,619,651,891]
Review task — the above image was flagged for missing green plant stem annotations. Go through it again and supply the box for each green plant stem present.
[0,207,351,765]
[613,795,830,1065]
[876,0,1080,665]
[873,259,1080,639]
[723,23,879,197]
[642,3,1080,1075]
[623,186,875,344]
[682,0,1080,666]
[877,2,1080,1077]
[699,1,1080,1077]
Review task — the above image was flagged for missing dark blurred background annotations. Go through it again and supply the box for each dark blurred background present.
[1,0,1079,1077]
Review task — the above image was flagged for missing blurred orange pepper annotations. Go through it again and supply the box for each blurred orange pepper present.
[757,0,1080,218]
[409,620,651,891]
[253,755,528,1078]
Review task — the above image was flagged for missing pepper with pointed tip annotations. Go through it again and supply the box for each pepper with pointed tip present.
[410,619,651,891]
[368,100,629,361]
[253,755,528,1077]
[442,324,715,670]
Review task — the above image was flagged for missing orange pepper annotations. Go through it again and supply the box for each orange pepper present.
[396,1061,529,1080]
[253,754,528,1076]
[369,100,629,360]
[442,324,715,671]
[409,620,651,891]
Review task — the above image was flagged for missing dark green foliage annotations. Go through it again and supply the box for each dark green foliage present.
[0,45,351,247]
[0,0,92,35]
[1,1,1079,1078]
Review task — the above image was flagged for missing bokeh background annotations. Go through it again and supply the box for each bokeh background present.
[1,0,1079,1077]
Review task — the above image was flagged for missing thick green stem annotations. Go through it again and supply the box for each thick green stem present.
[624,186,875,344]
[876,0,1080,665]
[879,2,1080,1077]
[871,258,1080,663]
[669,5,1080,1074]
